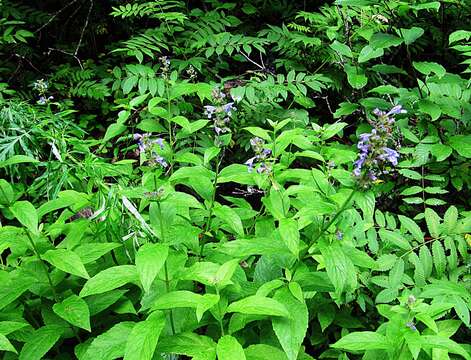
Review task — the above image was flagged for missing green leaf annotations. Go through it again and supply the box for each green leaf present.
[330,40,353,58]
[0,333,17,354]
[319,241,357,294]
[421,335,471,360]
[213,204,244,236]
[370,33,403,49]
[82,322,135,360]
[103,123,127,143]
[419,99,441,121]
[449,30,471,44]
[124,311,166,360]
[43,249,90,279]
[278,218,299,257]
[432,241,446,278]
[449,135,471,158]
[243,127,272,141]
[74,243,122,264]
[53,295,91,331]
[430,143,452,161]
[389,258,404,288]
[80,265,138,297]
[10,201,38,235]
[245,344,289,360]
[425,208,441,238]
[401,27,425,45]
[333,102,359,118]
[331,332,391,351]
[214,259,240,288]
[272,288,308,360]
[344,64,368,89]
[19,325,64,360]
[358,45,383,63]
[443,206,458,234]
[413,61,446,78]
[157,333,217,360]
[136,243,169,293]
[0,272,34,311]
[0,155,39,168]
[379,229,412,250]
[398,215,424,242]
[217,335,246,360]
[227,296,291,317]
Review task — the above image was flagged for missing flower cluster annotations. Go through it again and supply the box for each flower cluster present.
[244,137,272,174]
[133,133,167,168]
[204,88,237,136]
[33,79,54,105]
[353,105,405,185]
[159,56,170,78]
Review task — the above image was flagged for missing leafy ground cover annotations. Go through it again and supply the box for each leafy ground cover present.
[0,0,471,359]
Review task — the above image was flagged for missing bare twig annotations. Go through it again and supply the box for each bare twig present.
[47,47,83,69]
[74,0,93,56]
[35,0,80,33]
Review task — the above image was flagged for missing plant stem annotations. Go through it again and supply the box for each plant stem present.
[156,200,176,335]
[25,231,58,302]
[199,155,221,258]
[215,286,225,336]
[302,189,356,259]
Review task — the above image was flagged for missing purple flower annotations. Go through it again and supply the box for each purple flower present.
[152,138,164,150]
[204,105,217,119]
[245,157,256,172]
[155,155,168,168]
[352,105,403,184]
[223,102,235,115]
[387,105,407,116]
[336,231,343,240]
[382,147,399,166]
[406,321,417,331]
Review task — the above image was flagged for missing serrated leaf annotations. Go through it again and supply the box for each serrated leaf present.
[425,208,441,238]
[278,218,299,257]
[398,215,424,242]
[432,241,446,278]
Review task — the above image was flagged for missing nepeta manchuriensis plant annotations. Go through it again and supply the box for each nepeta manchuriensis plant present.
[353,105,405,187]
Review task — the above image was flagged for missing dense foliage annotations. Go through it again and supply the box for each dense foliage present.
[1,0,471,359]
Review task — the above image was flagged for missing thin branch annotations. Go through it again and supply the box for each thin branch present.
[47,47,83,69]
[35,0,80,33]
[74,0,93,56]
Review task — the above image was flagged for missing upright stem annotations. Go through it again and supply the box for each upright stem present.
[26,231,58,301]
[26,231,82,342]
[302,190,356,259]
[199,156,221,258]
[215,286,225,336]
[156,201,176,335]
